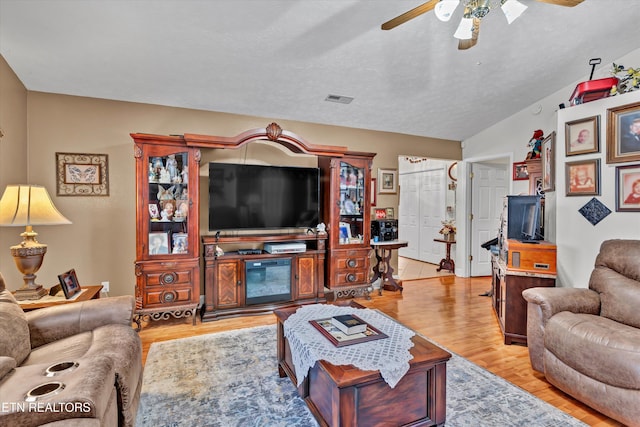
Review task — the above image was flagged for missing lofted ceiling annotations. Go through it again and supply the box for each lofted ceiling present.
[0,0,638,142]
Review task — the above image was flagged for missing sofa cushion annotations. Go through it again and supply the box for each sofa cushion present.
[589,239,640,329]
[545,311,640,390]
[0,356,17,379]
[0,290,31,365]
[23,331,93,366]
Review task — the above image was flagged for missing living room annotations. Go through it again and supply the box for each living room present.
[1,1,640,426]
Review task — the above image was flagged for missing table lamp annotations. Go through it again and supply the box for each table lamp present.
[0,185,71,299]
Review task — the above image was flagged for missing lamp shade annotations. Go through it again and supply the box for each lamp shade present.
[0,185,71,226]
[501,0,527,25]
[435,0,460,22]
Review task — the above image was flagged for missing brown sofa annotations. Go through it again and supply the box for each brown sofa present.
[0,272,142,426]
[523,239,640,427]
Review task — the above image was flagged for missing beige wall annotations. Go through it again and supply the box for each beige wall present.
[0,77,461,296]
[0,56,28,287]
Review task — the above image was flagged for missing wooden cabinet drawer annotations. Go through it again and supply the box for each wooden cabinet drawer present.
[144,287,194,306]
[336,255,367,269]
[145,269,193,287]
[335,270,367,286]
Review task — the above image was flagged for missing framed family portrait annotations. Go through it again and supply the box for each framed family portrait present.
[542,132,555,191]
[565,159,600,197]
[56,152,109,196]
[58,269,81,299]
[149,232,169,255]
[607,101,640,164]
[565,115,599,156]
[378,168,397,194]
[615,164,640,212]
[512,161,529,181]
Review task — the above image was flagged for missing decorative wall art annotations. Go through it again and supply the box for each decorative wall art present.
[56,153,109,196]
[565,159,600,197]
[378,168,397,194]
[607,101,640,164]
[615,164,640,212]
[565,115,600,156]
[578,198,611,226]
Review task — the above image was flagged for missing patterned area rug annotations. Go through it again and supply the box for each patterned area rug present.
[136,325,586,427]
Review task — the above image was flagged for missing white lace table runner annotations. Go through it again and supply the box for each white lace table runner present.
[283,304,415,388]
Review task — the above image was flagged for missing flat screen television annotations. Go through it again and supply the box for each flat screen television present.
[506,195,543,242]
[208,162,320,231]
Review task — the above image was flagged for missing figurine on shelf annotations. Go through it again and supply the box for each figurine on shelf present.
[526,129,544,160]
[166,154,178,180]
[157,185,175,202]
[159,167,171,183]
[160,200,175,221]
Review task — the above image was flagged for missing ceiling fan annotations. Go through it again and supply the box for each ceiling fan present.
[381,0,584,50]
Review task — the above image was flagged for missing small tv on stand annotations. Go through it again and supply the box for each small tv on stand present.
[506,195,543,243]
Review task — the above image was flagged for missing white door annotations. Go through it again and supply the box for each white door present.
[399,168,447,264]
[398,173,419,259]
[470,163,508,276]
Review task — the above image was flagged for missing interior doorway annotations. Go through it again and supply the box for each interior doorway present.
[467,159,509,277]
[398,157,456,266]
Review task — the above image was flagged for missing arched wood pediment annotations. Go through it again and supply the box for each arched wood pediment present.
[184,122,350,157]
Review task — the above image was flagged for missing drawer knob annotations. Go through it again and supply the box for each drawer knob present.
[161,272,177,285]
[163,291,176,303]
[346,273,357,282]
[347,258,357,268]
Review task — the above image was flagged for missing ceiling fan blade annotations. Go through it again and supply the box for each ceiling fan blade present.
[535,0,584,7]
[381,0,439,30]
[458,18,480,50]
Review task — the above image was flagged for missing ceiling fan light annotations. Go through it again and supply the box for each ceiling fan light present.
[501,0,527,25]
[435,0,460,22]
[453,17,474,39]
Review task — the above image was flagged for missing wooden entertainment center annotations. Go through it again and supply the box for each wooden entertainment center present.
[132,123,376,323]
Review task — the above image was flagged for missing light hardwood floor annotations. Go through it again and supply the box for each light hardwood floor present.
[138,276,621,427]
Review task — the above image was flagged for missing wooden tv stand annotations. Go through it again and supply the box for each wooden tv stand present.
[201,232,327,321]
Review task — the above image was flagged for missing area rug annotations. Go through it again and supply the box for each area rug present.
[135,325,586,427]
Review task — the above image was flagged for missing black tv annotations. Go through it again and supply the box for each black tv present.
[506,195,543,242]
[208,162,320,230]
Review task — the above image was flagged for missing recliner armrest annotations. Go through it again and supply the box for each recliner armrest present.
[522,287,600,325]
[26,296,135,349]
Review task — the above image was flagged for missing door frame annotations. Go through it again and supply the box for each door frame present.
[456,153,513,277]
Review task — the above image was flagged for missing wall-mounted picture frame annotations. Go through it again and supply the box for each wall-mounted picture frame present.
[565,115,600,156]
[56,152,109,196]
[615,164,640,212]
[58,268,81,299]
[149,232,169,255]
[378,168,397,194]
[512,161,529,181]
[565,159,600,197]
[607,101,640,164]
[542,132,555,192]
[371,178,377,207]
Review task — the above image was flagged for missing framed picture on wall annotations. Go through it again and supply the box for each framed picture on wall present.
[607,101,640,164]
[56,152,109,196]
[615,164,640,212]
[565,115,599,156]
[541,132,555,192]
[378,168,397,194]
[565,159,600,197]
[512,161,529,181]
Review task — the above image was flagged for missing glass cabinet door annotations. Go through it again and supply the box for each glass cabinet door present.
[338,161,366,245]
[146,152,190,256]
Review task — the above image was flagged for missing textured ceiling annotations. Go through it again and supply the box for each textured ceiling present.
[0,0,638,142]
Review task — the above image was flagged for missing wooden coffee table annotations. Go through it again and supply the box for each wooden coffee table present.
[275,303,451,427]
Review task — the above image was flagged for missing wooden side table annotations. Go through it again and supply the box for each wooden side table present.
[370,240,408,294]
[16,285,103,311]
[434,238,456,273]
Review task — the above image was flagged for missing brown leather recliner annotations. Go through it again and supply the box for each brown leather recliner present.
[523,239,640,427]
[0,272,142,426]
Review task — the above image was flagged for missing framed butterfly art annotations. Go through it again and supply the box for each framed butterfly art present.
[56,152,109,196]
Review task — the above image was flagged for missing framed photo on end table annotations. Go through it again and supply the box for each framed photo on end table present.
[58,269,81,299]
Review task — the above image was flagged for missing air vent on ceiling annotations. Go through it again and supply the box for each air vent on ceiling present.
[325,94,354,104]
